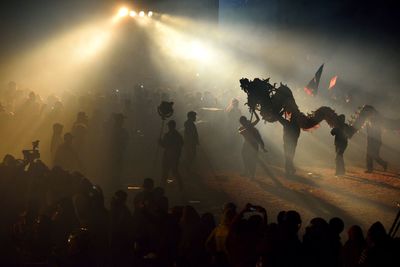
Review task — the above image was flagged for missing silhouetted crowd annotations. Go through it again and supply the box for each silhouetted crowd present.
[1,82,399,266]
[0,81,244,187]
[0,158,398,266]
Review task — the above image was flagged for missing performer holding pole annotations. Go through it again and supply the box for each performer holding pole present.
[365,115,387,173]
[153,101,174,175]
[159,120,184,190]
[184,111,199,174]
[331,114,348,176]
[278,112,300,176]
[238,111,267,179]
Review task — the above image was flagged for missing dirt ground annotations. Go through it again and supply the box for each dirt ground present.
[166,164,400,236]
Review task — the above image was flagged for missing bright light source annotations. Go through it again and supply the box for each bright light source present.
[148,11,153,17]
[118,7,129,17]
[139,11,145,17]
[129,11,137,17]
[188,41,210,61]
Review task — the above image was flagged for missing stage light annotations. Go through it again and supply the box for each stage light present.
[139,11,145,17]
[148,11,153,17]
[188,41,210,61]
[129,10,137,17]
[118,7,129,17]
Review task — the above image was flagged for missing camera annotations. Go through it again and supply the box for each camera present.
[22,140,40,163]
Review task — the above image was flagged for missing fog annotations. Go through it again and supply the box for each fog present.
[1,1,399,193]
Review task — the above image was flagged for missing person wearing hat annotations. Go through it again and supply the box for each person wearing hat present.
[159,120,184,189]
[184,111,199,174]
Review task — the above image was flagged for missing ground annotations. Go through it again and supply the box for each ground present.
[165,164,400,236]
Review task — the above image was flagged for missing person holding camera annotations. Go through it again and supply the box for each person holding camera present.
[159,120,184,189]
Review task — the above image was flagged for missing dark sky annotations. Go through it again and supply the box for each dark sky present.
[1,0,399,59]
[0,1,108,52]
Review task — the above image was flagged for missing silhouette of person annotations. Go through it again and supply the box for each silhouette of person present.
[50,123,64,163]
[159,120,184,189]
[238,112,267,178]
[133,178,154,212]
[184,111,199,173]
[109,113,129,190]
[226,98,242,152]
[278,112,300,175]
[365,118,387,173]
[331,114,348,176]
[72,111,89,130]
[226,98,242,123]
[71,112,89,153]
[54,133,82,172]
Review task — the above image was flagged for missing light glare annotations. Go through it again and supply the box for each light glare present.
[129,11,137,17]
[148,11,153,17]
[139,11,145,17]
[118,7,129,17]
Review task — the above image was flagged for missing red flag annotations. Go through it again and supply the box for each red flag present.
[304,64,324,96]
[329,75,337,90]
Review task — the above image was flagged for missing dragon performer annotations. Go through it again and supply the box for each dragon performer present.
[239,78,400,174]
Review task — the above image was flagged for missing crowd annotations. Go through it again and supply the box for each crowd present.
[1,81,399,266]
[0,81,244,192]
[0,159,399,266]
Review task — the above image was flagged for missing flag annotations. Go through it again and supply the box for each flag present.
[329,75,338,90]
[304,64,324,96]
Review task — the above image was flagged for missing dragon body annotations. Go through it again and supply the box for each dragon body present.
[239,78,400,137]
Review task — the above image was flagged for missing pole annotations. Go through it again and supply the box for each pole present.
[250,110,254,123]
[152,119,165,173]
[389,208,400,238]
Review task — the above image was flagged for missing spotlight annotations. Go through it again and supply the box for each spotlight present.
[129,10,137,17]
[118,7,129,17]
[148,11,153,17]
[139,11,145,17]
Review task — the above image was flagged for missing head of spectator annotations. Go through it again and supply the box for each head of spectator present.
[277,210,287,225]
[285,210,302,235]
[329,217,345,237]
[76,111,88,125]
[167,120,177,131]
[53,123,64,135]
[187,111,197,122]
[347,225,365,243]
[366,221,388,246]
[142,177,154,192]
